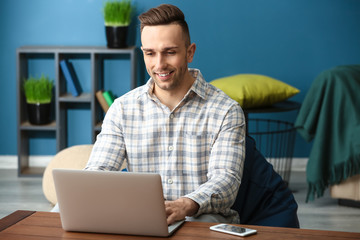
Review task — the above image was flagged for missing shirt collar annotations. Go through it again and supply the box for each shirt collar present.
[188,68,207,100]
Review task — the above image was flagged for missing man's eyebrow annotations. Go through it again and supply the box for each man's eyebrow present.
[142,47,179,52]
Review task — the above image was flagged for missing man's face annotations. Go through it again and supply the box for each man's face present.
[141,24,195,93]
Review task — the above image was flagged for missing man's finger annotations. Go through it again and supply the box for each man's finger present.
[167,212,176,225]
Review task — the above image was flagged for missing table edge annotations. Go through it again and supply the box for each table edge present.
[0,210,36,232]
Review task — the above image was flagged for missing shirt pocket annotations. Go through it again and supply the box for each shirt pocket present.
[181,131,213,162]
[185,129,213,144]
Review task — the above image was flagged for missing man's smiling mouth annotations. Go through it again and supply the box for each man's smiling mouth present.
[158,72,171,77]
[156,71,174,79]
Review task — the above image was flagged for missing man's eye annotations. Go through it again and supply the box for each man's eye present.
[167,51,176,55]
[145,52,153,56]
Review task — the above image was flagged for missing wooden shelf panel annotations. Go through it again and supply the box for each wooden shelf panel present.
[20,121,56,131]
[18,46,136,54]
[59,93,92,103]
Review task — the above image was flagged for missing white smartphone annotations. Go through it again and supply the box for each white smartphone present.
[210,224,257,237]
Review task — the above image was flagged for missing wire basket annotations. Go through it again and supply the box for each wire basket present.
[248,118,296,185]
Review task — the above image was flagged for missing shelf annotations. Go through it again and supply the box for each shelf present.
[59,93,92,103]
[18,45,137,54]
[17,46,138,177]
[20,121,57,131]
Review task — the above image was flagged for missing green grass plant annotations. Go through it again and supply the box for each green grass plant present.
[103,0,133,27]
[23,74,53,104]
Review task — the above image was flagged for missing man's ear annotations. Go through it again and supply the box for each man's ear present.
[187,43,196,63]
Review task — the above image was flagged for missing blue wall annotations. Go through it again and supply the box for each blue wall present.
[1,0,360,157]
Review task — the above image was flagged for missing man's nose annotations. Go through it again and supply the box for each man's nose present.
[155,55,167,69]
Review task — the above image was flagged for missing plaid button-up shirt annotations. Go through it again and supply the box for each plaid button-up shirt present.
[86,69,246,223]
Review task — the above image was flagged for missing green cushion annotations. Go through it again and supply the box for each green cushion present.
[210,74,300,109]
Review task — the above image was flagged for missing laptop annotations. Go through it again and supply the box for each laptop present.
[52,169,184,237]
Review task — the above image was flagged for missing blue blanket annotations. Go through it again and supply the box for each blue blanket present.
[295,65,360,201]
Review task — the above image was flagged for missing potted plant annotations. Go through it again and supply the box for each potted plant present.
[23,74,53,125]
[103,0,133,48]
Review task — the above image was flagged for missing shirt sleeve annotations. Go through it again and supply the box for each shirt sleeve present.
[184,103,246,217]
[85,100,127,171]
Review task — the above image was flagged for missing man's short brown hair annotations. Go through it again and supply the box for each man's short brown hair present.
[138,4,191,46]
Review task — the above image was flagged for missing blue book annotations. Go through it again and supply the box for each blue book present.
[60,59,82,97]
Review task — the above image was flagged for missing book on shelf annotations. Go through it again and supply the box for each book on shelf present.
[60,59,82,97]
[103,90,115,107]
[95,90,110,113]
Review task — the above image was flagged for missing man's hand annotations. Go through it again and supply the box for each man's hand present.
[165,197,199,225]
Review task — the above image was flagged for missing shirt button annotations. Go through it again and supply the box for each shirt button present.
[168,145,174,151]
[167,179,173,184]
[170,114,174,119]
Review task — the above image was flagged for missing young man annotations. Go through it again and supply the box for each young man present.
[85,4,246,224]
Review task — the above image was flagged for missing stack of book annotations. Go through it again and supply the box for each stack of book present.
[96,90,116,113]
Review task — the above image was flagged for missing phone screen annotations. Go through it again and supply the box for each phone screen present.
[215,224,247,233]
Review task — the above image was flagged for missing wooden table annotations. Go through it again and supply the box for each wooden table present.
[1,211,360,240]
